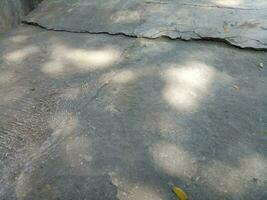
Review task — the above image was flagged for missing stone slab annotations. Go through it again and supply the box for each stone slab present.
[24,0,267,49]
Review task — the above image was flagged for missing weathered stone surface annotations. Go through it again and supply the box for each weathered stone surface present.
[0,0,41,32]
[0,25,267,200]
[24,0,267,49]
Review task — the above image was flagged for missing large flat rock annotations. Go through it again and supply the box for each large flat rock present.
[24,0,267,49]
[0,25,267,199]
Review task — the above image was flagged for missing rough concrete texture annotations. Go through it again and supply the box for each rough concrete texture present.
[0,25,267,200]
[0,0,42,32]
[24,0,267,49]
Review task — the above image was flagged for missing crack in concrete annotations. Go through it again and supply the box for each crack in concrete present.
[22,21,138,39]
[22,21,267,51]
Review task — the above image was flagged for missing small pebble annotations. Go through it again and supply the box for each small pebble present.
[233,85,239,90]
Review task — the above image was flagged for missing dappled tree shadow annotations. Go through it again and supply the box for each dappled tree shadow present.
[0,25,267,200]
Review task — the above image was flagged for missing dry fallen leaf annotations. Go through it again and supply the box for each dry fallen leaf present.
[223,25,229,33]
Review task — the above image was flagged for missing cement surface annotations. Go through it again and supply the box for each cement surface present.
[0,25,267,200]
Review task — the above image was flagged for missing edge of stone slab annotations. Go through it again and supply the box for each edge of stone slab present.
[22,20,267,51]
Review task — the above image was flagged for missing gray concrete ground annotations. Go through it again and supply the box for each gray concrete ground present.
[0,0,267,200]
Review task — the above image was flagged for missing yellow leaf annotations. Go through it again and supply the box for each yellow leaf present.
[223,25,229,33]
[172,186,188,200]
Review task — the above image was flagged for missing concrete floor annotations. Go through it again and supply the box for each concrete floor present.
[0,1,267,200]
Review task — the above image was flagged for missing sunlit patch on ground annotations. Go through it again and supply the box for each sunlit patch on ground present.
[9,35,29,43]
[150,142,197,179]
[42,43,121,76]
[214,0,243,6]
[203,154,267,195]
[110,173,164,200]
[4,46,39,62]
[111,10,141,23]
[150,141,267,196]
[214,0,267,8]
[162,62,216,111]
[112,69,137,83]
